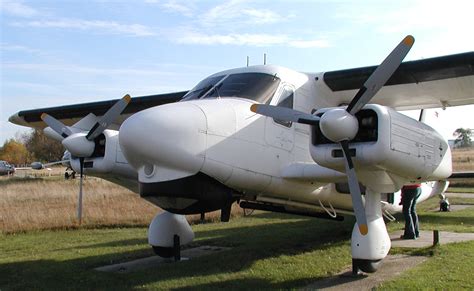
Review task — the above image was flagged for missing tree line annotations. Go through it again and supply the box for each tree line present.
[0,130,64,166]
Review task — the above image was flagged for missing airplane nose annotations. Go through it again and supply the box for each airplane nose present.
[119,102,207,183]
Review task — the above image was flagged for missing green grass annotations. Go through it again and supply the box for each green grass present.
[386,197,474,234]
[0,213,355,290]
[1,194,473,289]
[380,241,474,289]
[446,187,474,193]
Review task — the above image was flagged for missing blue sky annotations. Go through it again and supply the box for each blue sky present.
[1,0,473,144]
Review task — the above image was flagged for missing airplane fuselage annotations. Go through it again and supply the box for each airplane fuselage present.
[72,64,449,218]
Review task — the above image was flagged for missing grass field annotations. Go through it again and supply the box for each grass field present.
[1,197,473,289]
[0,174,242,233]
[0,175,158,233]
[452,147,474,172]
[1,149,473,289]
[1,174,474,289]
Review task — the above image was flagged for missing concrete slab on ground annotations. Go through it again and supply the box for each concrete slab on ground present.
[390,230,474,248]
[432,204,473,212]
[445,193,474,198]
[449,204,474,211]
[95,245,231,273]
[303,254,427,291]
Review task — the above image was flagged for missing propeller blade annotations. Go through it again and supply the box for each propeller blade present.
[250,104,320,125]
[340,140,368,235]
[77,157,84,225]
[86,94,131,141]
[347,35,414,115]
[41,113,73,139]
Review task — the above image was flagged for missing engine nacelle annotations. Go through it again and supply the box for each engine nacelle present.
[69,130,138,191]
[310,104,451,191]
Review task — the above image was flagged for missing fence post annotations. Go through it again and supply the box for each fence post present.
[433,230,440,246]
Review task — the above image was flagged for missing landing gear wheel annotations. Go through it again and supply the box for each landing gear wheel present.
[152,234,181,261]
[352,258,383,274]
[152,246,175,258]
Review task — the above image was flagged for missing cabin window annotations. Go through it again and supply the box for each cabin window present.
[273,87,294,127]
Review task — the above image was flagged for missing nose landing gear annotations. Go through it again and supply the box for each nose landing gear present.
[351,188,391,275]
[148,211,194,260]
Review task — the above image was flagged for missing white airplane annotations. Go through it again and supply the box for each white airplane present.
[9,36,474,274]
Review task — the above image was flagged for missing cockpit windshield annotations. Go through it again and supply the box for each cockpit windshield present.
[182,72,280,104]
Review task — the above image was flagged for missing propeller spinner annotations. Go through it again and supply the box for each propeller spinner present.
[251,35,415,235]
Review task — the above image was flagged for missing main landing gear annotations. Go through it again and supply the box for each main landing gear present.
[351,188,391,275]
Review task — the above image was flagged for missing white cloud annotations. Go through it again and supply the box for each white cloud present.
[0,43,40,54]
[11,19,156,37]
[1,0,38,17]
[2,62,177,76]
[144,0,195,17]
[175,30,330,48]
[336,0,473,36]
[200,0,282,27]
[162,1,195,17]
[241,8,281,24]
[334,0,474,58]
[288,39,331,49]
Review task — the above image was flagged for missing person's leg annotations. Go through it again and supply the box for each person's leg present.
[411,188,422,238]
[402,191,416,239]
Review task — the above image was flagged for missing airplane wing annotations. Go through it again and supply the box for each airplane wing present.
[321,51,474,110]
[8,91,187,129]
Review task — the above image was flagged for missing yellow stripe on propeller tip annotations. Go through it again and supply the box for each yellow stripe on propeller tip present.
[123,94,132,103]
[40,113,47,120]
[403,35,415,46]
[250,104,258,113]
[359,224,368,235]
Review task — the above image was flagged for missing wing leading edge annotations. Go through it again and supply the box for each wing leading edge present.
[9,91,187,129]
[322,51,474,110]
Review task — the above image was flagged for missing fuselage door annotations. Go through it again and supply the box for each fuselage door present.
[264,85,295,151]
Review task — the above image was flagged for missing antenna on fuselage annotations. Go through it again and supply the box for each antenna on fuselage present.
[246,56,249,67]
[264,53,267,65]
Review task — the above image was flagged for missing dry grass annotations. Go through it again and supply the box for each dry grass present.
[451,147,474,172]
[0,169,244,234]
[2,148,472,234]
[0,176,158,233]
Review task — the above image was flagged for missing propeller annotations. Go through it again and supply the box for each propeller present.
[251,35,414,235]
[41,94,131,224]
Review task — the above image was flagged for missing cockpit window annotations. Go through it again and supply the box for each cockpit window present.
[182,73,280,104]
[182,75,224,101]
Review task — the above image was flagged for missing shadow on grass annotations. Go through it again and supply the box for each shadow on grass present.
[169,272,367,291]
[0,214,355,289]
